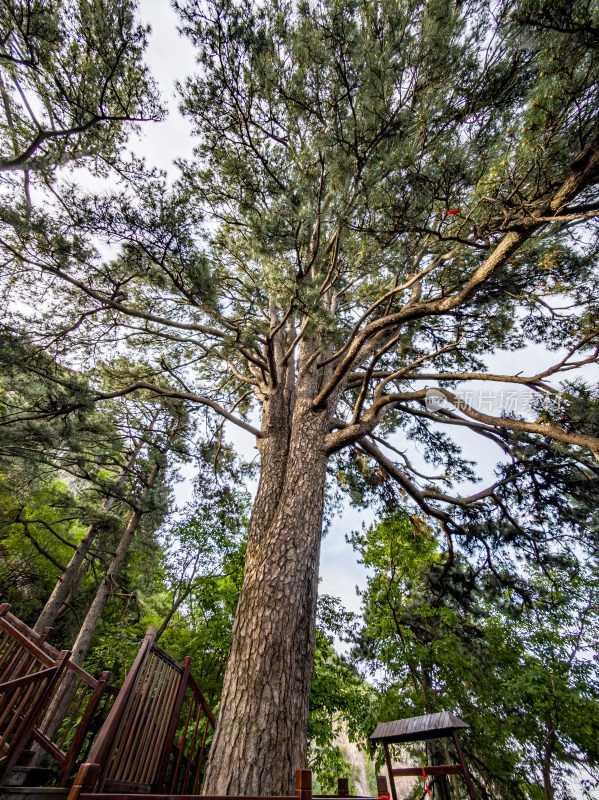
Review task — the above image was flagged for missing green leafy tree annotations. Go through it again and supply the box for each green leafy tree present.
[0,330,134,620]
[308,595,376,794]
[153,484,251,643]
[349,511,599,800]
[2,0,599,792]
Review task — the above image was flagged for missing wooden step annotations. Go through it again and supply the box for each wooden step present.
[14,753,34,768]
[0,789,68,800]
[3,766,54,787]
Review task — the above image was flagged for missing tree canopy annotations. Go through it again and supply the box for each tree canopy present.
[4,0,599,550]
[349,510,599,800]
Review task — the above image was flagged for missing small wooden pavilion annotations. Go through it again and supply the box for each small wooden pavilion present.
[370,712,476,800]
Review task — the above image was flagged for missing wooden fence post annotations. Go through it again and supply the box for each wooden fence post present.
[376,775,390,798]
[383,744,398,800]
[452,732,477,800]
[69,626,157,793]
[65,762,100,800]
[154,655,192,791]
[337,777,349,797]
[296,768,312,800]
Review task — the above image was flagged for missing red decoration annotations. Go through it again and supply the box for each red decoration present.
[422,767,432,797]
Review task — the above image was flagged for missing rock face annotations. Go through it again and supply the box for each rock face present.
[381,747,419,800]
[333,723,375,797]
[332,724,418,799]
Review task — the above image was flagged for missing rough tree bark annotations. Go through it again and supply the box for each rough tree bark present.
[203,342,331,796]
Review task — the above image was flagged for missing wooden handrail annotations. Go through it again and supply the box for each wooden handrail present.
[54,669,114,786]
[82,626,158,791]
[154,656,191,791]
[0,605,117,788]
[151,642,185,672]
[0,666,59,692]
[0,604,57,657]
[187,673,217,729]
[165,663,216,794]
[0,649,71,785]
[392,765,463,777]
[69,768,313,800]
[0,613,57,669]
[79,794,307,799]
[66,626,221,797]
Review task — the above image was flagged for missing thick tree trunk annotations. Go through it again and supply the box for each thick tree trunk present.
[33,439,145,633]
[69,459,161,666]
[203,391,329,796]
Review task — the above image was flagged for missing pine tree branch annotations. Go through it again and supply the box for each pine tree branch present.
[313,124,599,408]
[16,517,67,572]
[355,437,451,524]
[368,388,599,455]
[95,381,262,438]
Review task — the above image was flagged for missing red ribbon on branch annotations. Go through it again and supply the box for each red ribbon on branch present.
[421,766,432,798]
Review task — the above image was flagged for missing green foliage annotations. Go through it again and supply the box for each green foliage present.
[349,511,599,800]
[2,0,599,592]
[0,0,162,176]
[308,595,376,793]
[0,478,87,615]
[142,485,251,705]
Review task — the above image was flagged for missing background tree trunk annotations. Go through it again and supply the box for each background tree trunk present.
[33,437,146,633]
[69,455,162,666]
[203,397,329,796]
[24,456,163,769]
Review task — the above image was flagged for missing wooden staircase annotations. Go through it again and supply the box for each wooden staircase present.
[0,605,115,792]
[0,613,217,798]
[3,748,56,788]
[65,626,216,797]
[0,608,387,800]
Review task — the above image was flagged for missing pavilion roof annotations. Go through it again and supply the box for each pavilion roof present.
[370,712,469,744]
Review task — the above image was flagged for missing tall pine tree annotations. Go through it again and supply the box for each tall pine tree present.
[2,0,599,793]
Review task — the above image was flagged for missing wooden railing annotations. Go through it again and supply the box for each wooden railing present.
[165,673,217,794]
[0,603,116,787]
[1,609,387,800]
[33,661,115,786]
[68,766,384,800]
[0,609,71,784]
[68,625,216,796]
[1,606,54,653]
[313,776,390,799]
